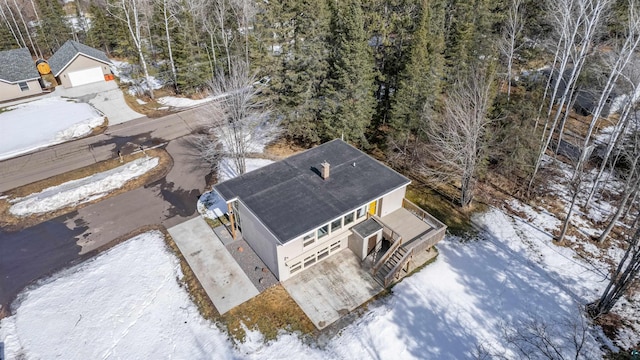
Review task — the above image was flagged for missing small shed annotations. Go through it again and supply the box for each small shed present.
[48,40,113,88]
[350,218,383,260]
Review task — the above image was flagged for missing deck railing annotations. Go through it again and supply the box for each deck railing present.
[371,216,403,275]
[384,248,413,287]
[402,198,446,230]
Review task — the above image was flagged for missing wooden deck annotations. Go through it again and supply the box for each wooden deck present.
[379,208,434,242]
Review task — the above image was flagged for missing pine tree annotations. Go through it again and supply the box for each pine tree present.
[443,0,499,81]
[86,2,125,57]
[172,5,209,94]
[35,0,72,56]
[363,0,420,127]
[390,0,446,140]
[254,0,331,144]
[321,0,376,145]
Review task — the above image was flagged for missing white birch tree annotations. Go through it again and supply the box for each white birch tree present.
[588,221,640,318]
[498,0,524,102]
[157,0,178,89]
[529,0,611,191]
[109,0,155,99]
[196,59,276,176]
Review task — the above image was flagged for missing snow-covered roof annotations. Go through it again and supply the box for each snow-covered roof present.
[48,40,111,77]
[0,48,39,83]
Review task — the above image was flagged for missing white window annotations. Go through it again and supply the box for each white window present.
[302,232,315,247]
[289,261,302,274]
[304,254,316,267]
[18,82,28,91]
[331,218,342,232]
[356,206,367,219]
[330,240,341,252]
[317,224,329,239]
[344,212,354,226]
[317,247,330,261]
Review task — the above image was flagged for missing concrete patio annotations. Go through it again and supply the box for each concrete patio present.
[168,217,259,314]
[282,249,383,329]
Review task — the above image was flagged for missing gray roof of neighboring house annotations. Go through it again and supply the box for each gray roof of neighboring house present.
[214,139,410,244]
[48,40,111,76]
[0,48,39,83]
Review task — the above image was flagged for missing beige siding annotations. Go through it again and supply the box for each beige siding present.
[58,55,110,88]
[236,200,280,277]
[379,186,406,217]
[277,210,369,280]
[0,79,42,102]
[347,233,363,259]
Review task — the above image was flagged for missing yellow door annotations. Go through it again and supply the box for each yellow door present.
[368,200,377,216]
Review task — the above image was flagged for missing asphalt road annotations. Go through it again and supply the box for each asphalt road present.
[0,106,209,193]
[0,108,213,312]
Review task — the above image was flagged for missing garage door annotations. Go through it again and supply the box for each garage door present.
[68,67,104,87]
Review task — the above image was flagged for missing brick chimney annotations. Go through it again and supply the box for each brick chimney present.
[321,161,330,180]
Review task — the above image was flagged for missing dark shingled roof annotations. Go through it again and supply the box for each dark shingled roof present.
[0,48,39,83]
[214,139,410,244]
[48,40,111,76]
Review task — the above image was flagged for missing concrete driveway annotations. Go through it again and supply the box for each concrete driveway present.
[282,249,383,329]
[168,217,259,314]
[52,81,143,125]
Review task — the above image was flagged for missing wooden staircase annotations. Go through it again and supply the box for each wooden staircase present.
[372,244,413,288]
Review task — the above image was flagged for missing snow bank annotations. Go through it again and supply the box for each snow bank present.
[0,97,104,160]
[9,157,159,217]
[0,231,235,359]
[157,96,213,108]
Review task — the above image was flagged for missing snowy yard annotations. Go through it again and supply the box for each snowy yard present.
[110,59,163,96]
[7,157,159,217]
[0,206,620,359]
[0,97,105,160]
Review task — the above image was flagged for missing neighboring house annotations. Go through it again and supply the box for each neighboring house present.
[0,48,43,102]
[48,40,113,88]
[214,139,446,285]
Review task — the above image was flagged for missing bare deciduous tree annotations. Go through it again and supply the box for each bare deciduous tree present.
[529,0,611,191]
[422,65,495,207]
[195,60,276,176]
[157,0,178,89]
[504,313,593,359]
[498,0,524,102]
[109,0,155,99]
[588,222,640,318]
[598,116,640,243]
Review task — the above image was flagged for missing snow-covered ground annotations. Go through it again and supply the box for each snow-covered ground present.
[158,95,212,108]
[0,231,235,359]
[157,91,239,108]
[110,60,164,96]
[0,97,104,160]
[8,157,158,217]
[0,208,614,359]
[198,158,273,220]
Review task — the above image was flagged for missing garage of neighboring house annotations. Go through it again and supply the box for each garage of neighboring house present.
[48,40,113,89]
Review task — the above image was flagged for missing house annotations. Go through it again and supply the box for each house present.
[0,48,43,102]
[214,139,446,285]
[48,40,113,88]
